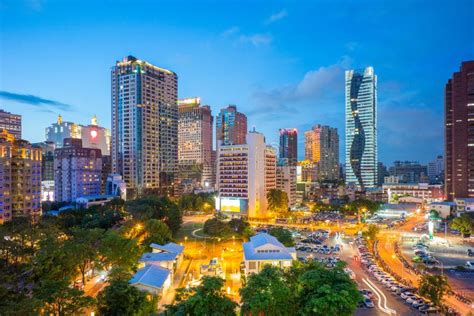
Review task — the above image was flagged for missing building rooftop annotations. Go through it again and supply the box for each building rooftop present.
[150,242,184,255]
[243,232,296,261]
[129,265,170,290]
[430,201,456,206]
[140,252,178,263]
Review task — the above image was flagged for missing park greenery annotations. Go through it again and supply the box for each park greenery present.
[203,217,253,238]
[362,224,380,244]
[449,213,473,237]
[267,227,295,247]
[178,193,215,213]
[165,262,360,316]
[342,199,381,216]
[165,276,237,315]
[0,195,184,315]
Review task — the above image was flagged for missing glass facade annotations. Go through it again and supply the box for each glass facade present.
[345,67,377,190]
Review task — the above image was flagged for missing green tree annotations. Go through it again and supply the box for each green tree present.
[99,230,142,272]
[97,279,156,316]
[297,265,361,316]
[203,218,234,237]
[418,274,451,309]
[34,279,94,316]
[267,189,289,216]
[143,219,172,248]
[362,224,380,243]
[268,227,295,247]
[166,276,237,316]
[450,213,473,237]
[240,265,296,316]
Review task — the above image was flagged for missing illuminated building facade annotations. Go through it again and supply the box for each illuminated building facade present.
[80,115,111,156]
[304,125,339,181]
[177,97,214,192]
[279,128,298,166]
[345,67,378,190]
[33,141,56,201]
[54,138,102,202]
[216,131,276,218]
[216,105,247,146]
[0,131,42,223]
[276,165,297,207]
[111,56,178,196]
[445,61,474,199]
[46,115,81,148]
[0,109,22,139]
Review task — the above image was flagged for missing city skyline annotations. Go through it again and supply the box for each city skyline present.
[1,0,473,165]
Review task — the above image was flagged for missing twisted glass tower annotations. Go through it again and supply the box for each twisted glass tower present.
[345,67,377,190]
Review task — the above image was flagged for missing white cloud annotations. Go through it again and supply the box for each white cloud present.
[221,26,240,37]
[239,33,273,46]
[265,10,288,25]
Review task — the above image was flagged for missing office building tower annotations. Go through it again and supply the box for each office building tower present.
[428,155,444,183]
[389,161,428,183]
[279,128,298,166]
[46,115,110,155]
[177,97,213,192]
[345,67,378,190]
[80,115,111,156]
[0,109,21,139]
[216,105,247,147]
[46,115,81,148]
[216,130,276,219]
[304,125,339,181]
[54,138,102,202]
[111,56,178,196]
[445,61,474,199]
[0,131,42,223]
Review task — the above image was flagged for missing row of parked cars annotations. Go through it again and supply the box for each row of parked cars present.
[412,242,441,265]
[356,241,440,314]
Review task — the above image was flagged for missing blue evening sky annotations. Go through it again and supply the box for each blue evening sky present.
[1,0,473,164]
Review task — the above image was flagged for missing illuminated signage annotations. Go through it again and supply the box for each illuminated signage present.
[90,130,98,139]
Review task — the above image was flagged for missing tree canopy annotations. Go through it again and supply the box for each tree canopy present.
[450,213,473,237]
[418,274,451,309]
[268,227,295,247]
[165,276,237,316]
[267,189,289,216]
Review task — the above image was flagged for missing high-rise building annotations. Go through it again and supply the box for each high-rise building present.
[216,130,276,219]
[389,161,428,183]
[80,115,111,156]
[0,109,21,139]
[33,141,56,201]
[0,131,42,223]
[276,165,297,207]
[377,162,389,186]
[345,67,378,190]
[54,138,102,202]
[304,125,339,181]
[279,128,298,166]
[428,155,444,184]
[46,115,110,155]
[46,115,81,148]
[445,61,474,199]
[177,97,213,192]
[216,105,247,147]
[111,56,178,196]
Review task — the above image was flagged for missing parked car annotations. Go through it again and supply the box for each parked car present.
[363,298,375,308]
[468,249,474,257]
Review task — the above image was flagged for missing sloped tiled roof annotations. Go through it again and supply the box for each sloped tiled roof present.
[129,265,170,289]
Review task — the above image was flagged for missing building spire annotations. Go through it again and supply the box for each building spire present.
[57,114,63,125]
[91,114,97,126]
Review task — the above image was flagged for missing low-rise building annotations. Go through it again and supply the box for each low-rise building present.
[383,183,444,203]
[242,232,296,275]
[429,201,456,218]
[129,265,172,296]
[454,198,474,214]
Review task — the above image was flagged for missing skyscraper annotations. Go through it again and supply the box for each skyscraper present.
[345,67,378,190]
[216,105,247,147]
[304,125,339,181]
[54,138,102,202]
[111,56,178,196]
[428,155,444,184]
[445,61,474,199]
[177,97,214,191]
[0,109,21,139]
[0,130,42,223]
[279,128,298,166]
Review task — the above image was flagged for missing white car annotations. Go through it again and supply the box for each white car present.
[406,296,419,304]
[401,292,414,300]
[465,261,474,270]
